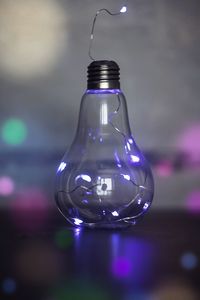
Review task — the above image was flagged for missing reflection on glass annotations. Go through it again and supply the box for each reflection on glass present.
[96,177,112,196]
[100,102,108,125]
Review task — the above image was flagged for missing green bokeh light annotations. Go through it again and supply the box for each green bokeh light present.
[2,118,27,145]
[53,281,110,300]
[55,229,74,249]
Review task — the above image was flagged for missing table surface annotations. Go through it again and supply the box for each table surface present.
[1,209,200,300]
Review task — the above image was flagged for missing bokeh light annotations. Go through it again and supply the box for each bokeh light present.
[15,241,60,284]
[51,281,110,300]
[55,229,74,249]
[177,123,200,165]
[2,278,16,294]
[10,188,50,232]
[155,160,173,177]
[110,236,155,285]
[185,190,200,214]
[0,0,67,80]
[180,252,198,270]
[124,290,150,300]
[0,176,15,196]
[1,118,27,145]
[152,279,198,300]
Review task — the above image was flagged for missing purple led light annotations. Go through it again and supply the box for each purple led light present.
[112,211,119,217]
[143,203,149,210]
[73,218,83,226]
[130,155,140,163]
[128,138,133,144]
[86,89,122,95]
[75,174,91,182]
[121,174,130,181]
[57,162,66,173]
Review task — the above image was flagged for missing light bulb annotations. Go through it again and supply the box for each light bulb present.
[55,60,154,228]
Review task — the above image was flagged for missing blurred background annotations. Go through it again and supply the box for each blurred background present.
[0,0,199,299]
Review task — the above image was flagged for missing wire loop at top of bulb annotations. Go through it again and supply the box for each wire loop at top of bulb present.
[88,6,127,61]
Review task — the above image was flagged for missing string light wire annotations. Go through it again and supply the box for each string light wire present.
[88,6,127,61]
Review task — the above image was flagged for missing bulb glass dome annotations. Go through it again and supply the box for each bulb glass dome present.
[55,62,154,229]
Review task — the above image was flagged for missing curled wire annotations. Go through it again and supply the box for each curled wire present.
[108,93,149,191]
[88,6,127,61]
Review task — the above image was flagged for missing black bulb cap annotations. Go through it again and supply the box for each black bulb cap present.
[87,60,120,89]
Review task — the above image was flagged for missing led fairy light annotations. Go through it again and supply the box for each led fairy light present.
[55,5,154,229]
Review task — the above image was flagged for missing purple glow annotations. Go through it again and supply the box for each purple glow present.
[73,218,83,226]
[112,257,132,278]
[137,198,142,205]
[75,174,91,182]
[82,199,88,204]
[86,89,121,95]
[99,137,103,142]
[185,190,200,214]
[111,237,155,283]
[120,6,127,13]
[130,155,140,163]
[74,227,82,237]
[57,162,66,173]
[0,176,15,196]
[112,211,119,217]
[117,163,122,168]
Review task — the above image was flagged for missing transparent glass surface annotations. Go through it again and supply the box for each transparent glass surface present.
[55,89,154,228]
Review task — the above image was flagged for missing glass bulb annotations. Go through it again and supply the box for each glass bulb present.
[55,61,154,228]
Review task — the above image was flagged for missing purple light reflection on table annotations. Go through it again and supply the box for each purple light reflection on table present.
[110,235,156,284]
[111,256,132,278]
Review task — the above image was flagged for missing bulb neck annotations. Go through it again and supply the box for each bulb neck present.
[87,60,120,90]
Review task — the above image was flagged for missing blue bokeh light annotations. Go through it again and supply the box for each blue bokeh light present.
[2,278,16,294]
[180,252,198,270]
